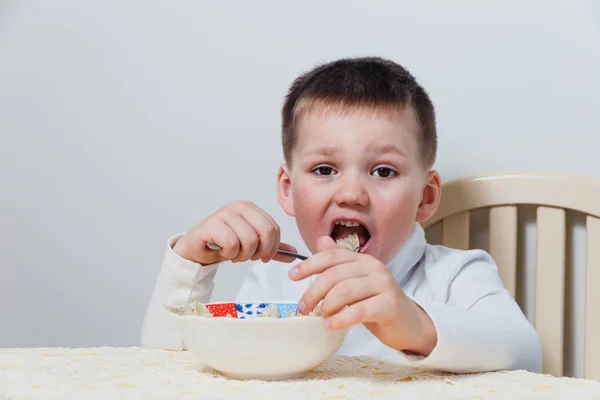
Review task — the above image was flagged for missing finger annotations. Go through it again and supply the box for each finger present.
[237,200,279,236]
[271,242,299,263]
[205,221,240,261]
[263,220,282,263]
[231,201,281,263]
[222,214,259,262]
[298,262,368,313]
[249,201,280,231]
[258,211,284,261]
[320,275,380,317]
[324,294,384,331]
[263,233,280,262]
[316,235,338,252]
[237,203,280,261]
[289,249,360,281]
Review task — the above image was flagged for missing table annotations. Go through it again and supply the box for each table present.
[1,347,598,399]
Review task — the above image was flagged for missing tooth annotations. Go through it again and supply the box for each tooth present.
[351,221,359,227]
[335,221,340,225]
[340,221,346,226]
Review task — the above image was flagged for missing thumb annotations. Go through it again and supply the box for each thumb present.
[316,235,337,253]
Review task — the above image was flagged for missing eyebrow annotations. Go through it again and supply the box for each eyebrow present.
[366,144,407,158]
[302,146,342,157]
[302,144,407,158]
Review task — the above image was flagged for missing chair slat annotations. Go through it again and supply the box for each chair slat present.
[488,206,518,298]
[585,216,600,381]
[535,206,566,376]
[442,212,470,250]
[424,222,442,246]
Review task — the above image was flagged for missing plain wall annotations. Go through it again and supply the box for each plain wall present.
[1,0,599,376]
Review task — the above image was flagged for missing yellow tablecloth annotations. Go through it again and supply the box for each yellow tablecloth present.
[1,347,598,399]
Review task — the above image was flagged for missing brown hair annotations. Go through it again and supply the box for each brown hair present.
[281,57,437,167]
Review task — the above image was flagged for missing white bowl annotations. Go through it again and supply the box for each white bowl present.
[168,301,347,380]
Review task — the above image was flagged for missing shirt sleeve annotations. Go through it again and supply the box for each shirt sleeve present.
[140,234,220,350]
[398,248,543,374]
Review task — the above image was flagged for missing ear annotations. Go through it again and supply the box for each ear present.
[277,163,295,217]
[415,170,441,223]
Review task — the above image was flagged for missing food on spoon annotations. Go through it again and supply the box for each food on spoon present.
[336,233,360,251]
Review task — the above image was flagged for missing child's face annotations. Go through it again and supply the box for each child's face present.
[277,107,440,264]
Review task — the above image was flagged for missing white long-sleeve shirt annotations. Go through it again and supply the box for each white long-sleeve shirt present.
[141,223,542,374]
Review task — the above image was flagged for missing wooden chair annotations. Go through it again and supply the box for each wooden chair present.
[421,172,600,380]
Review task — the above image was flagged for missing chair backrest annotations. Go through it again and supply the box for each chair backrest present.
[421,172,600,380]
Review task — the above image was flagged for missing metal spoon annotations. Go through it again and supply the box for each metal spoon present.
[205,242,308,260]
[186,242,309,303]
[187,242,356,303]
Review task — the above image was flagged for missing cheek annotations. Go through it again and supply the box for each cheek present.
[380,208,413,239]
[376,208,415,259]
[373,185,421,246]
[293,199,308,218]
[375,184,420,214]
[292,179,325,211]
[294,196,322,221]
[292,187,319,226]
[393,181,422,209]
[292,185,309,213]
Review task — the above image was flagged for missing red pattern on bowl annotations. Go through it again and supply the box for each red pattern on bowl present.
[206,303,238,317]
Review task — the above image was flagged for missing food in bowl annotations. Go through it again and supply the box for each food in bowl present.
[164,300,322,319]
[165,301,346,380]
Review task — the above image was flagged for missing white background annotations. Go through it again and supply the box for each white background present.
[1,0,599,375]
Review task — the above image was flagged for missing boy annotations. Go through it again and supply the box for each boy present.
[141,57,542,373]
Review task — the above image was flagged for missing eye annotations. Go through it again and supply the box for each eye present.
[313,166,335,176]
[372,167,396,178]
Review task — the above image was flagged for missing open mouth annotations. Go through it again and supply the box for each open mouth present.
[330,220,371,252]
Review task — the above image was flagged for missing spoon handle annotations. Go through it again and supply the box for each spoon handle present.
[206,243,308,260]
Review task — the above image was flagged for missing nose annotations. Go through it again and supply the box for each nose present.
[333,170,369,207]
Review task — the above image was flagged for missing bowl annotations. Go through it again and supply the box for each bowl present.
[166,301,347,380]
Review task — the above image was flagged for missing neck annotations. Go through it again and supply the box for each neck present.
[386,223,427,283]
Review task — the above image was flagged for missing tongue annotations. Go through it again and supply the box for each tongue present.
[331,225,370,247]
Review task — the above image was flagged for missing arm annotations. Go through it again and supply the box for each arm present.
[140,234,219,350]
[400,248,543,373]
[141,199,298,350]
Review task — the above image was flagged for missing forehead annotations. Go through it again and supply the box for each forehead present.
[293,105,420,159]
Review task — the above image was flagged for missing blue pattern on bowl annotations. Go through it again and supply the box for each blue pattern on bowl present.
[275,303,298,317]
[234,302,298,319]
